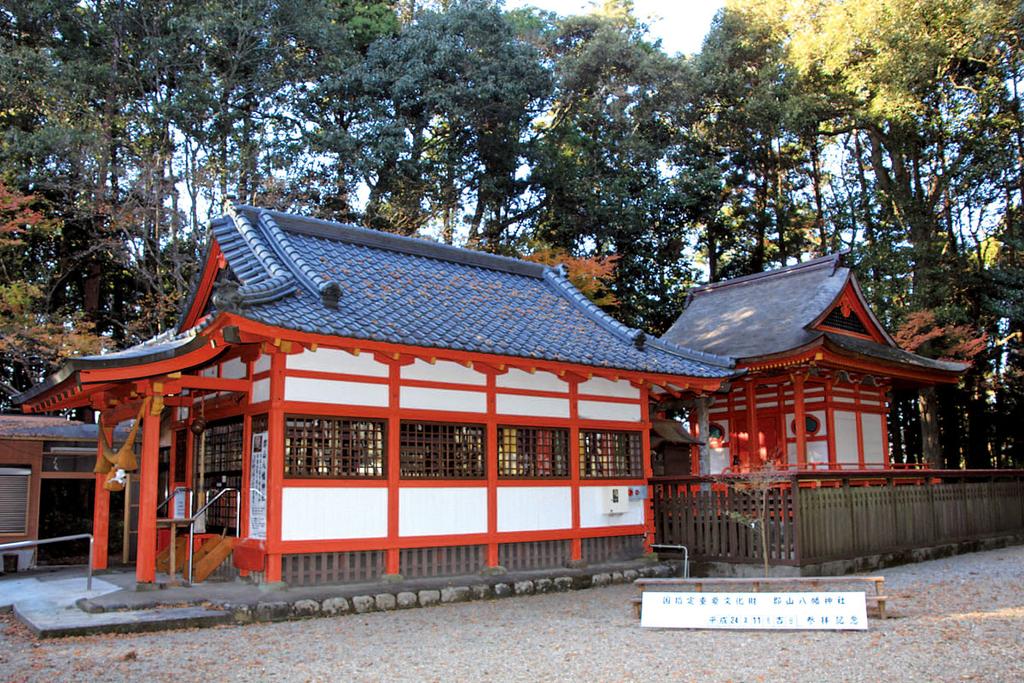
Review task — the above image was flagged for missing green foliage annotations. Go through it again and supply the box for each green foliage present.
[0,0,1022,465]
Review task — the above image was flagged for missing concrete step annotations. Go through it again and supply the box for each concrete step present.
[14,600,231,638]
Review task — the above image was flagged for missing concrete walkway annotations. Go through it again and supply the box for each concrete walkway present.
[0,559,674,638]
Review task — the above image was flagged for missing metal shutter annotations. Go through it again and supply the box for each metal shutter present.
[0,468,30,534]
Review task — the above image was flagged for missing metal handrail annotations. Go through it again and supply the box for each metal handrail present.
[186,487,240,584]
[0,533,94,590]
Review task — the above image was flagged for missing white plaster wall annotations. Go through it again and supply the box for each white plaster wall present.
[710,447,729,473]
[400,386,486,413]
[807,441,829,466]
[221,357,247,379]
[285,376,389,406]
[577,400,641,422]
[784,410,827,438]
[862,413,886,467]
[786,441,829,466]
[496,487,572,532]
[578,486,645,527]
[401,359,485,385]
[281,487,388,540]
[399,487,487,536]
[252,378,270,404]
[495,394,570,418]
[496,369,568,393]
[253,354,271,374]
[834,410,860,465]
[287,347,388,377]
[578,377,640,399]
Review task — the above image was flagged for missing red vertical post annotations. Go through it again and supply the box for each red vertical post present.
[824,378,837,467]
[854,382,865,468]
[569,377,582,562]
[136,401,161,584]
[91,423,112,570]
[640,385,655,553]
[745,379,758,469]
[485,370,499,567]
[265,351,285,583]
[793,373,808,470]
[385,358,401,575]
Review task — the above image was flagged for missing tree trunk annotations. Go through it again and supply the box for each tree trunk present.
[918,386,942,469]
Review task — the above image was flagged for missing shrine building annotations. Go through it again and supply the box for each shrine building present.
[660,253,968,475]
[15,207,736,586]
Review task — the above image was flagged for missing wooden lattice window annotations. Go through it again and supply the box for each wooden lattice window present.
[399,421,485,479]
[284,416,386,478]
[579,430,643,478]
[194,417,243,532]
[822,306,869,335]
[498,426,569,478]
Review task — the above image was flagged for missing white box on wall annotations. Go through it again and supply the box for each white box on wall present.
[602,486,630,514]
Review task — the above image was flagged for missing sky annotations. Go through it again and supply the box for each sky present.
[503,0,726,56]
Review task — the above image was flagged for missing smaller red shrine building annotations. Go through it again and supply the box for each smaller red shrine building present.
[661,254,968,474]
[16,207,736,587]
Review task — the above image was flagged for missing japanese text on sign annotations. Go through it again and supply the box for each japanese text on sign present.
[248,430,268,540]
[640,591,868,630]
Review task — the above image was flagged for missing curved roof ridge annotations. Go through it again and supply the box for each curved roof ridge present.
[238,205,547,279]
[644,336,736,370]
[254,209,336,297]
[542,267,637,343]
[688,252,847,300]
[214,210,298,306]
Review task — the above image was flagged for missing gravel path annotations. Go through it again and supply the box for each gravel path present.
[2,545,1023,683]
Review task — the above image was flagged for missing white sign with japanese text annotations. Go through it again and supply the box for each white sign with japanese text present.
[248,430,268,540]
[641,591,868,630]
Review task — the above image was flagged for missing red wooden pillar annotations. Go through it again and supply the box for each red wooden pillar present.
[137,402,161,584]
[91,423,112,570]
[793,374,808,470]
[265,352,286,583]
[385,358,401,575]
[569,377,582,562]
[745,379,757,469]
[485,370,499,568]
[824,378,837,467]
[640,386,655,553]
[854,383,866,468]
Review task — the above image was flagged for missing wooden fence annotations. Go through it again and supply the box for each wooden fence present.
[651,471,1024,568]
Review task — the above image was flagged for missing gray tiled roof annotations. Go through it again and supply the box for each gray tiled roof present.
[208,207,735,379]
[661,253,966,374]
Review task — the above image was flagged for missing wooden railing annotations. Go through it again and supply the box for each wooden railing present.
[651,471,1024,568]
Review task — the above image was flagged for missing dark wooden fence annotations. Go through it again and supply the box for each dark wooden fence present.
[651,471,1024,568]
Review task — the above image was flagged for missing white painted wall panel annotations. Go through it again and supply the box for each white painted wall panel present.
[784,410,827,437]
[400,386,486,413]
[399,487,487,536]
[252,378,270,404]
[496,368,568,393]
[578,400,641,422]
[496,487,572,532]
[578,486,645,528]
[495,394,570,418]
[862,414,886,466]
[834,410,860,465]
[253,354,271,374]
[578,377,640,399]
[220,357,247,379]
[807,441,830,466]
[287,347,388,377]
[285,376,389,406]
[281,487,388,540]
[401,359,485,385]
[710,447,729,473]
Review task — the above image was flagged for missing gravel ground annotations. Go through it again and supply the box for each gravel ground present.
[2,545,1023,683]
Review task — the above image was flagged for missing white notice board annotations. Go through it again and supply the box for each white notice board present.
[641,591,868,630]
[248,430,269,540]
